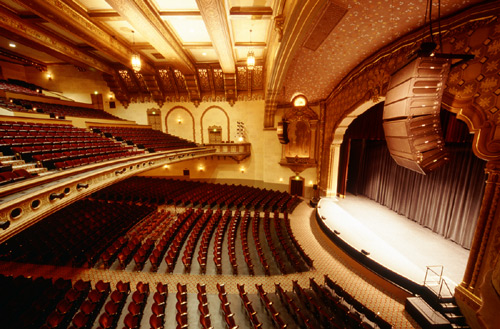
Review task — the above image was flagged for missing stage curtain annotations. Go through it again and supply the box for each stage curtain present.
[354,140,485,249]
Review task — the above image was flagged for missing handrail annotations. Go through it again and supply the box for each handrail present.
[424,265,444,286]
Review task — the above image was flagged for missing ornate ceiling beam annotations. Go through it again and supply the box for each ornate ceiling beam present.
[89,10,201,21]
[195,0,235,74]
[11,0,156,74]
[0,6,114,74]
[105,0,195,74]
[229,7,273,16]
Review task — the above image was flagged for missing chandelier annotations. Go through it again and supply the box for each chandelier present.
[131,30,141,72]
[247,29,255,70]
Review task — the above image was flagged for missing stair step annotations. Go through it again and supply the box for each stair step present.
[13,163,36,170]
[451,324,470,329]
[0,155,15,162]
[440,303,459,313]
[28,167,48,175]
[445,313,466,324]
[1,159,24,166]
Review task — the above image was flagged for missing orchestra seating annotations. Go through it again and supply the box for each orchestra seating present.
[91,177,302,212]
[0,175,393,328]
[90,125,197,151]
[0,199,155,267]
[0,120,144,171]
[0,273,389,329]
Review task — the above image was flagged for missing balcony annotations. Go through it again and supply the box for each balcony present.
[204,142,251,162]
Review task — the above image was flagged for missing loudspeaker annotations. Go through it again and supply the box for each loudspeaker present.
[383,56,450,174]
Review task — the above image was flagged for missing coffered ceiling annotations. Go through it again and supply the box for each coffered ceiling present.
[0,0,276,106]
[0,0,491,111]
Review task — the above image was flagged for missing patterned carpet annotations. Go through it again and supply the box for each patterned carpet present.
[0,200,420,329]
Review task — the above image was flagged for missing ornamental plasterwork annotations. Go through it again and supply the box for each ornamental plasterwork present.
[0,8,112,74]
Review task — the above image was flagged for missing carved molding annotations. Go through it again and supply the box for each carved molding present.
[10,0,149,73]
[0,148,215,244]
[0,6,114,74]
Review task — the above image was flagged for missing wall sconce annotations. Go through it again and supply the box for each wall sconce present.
[94,91,99,95]
[163,165,169,169]
[177,118,182,124]
[238,136,244,142]
[309,180,314,186]
[198,165,204,172]
[108,93,114,100]
[240,167,245,173]
[46,73,52,80]
[279,177,283,182]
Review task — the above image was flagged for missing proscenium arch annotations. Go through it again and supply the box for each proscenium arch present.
[327,98,384,197]
[165,106,196,142]
[200,105,230,144]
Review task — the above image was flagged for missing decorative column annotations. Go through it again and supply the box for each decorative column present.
[326,142,341,197]
[462,161,500,291]
[456,160,500,329]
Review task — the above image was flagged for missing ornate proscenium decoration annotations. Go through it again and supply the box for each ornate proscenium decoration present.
[279,94,318,174]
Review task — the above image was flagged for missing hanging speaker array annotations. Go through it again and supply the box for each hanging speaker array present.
[382,56,451,174]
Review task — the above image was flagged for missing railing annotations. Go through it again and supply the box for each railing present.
[424,265,453,297]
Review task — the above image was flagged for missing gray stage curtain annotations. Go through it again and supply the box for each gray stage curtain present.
[356,141,485,249]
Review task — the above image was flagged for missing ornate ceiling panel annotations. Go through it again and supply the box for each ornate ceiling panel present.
[280,0,486,104]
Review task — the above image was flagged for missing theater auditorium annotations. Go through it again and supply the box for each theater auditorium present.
[0,1,499,329]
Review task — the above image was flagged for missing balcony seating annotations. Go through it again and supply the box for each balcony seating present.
[90,125,197,152]
[0,80,41,96]
[1,95,124,121]
[1,120,144,170]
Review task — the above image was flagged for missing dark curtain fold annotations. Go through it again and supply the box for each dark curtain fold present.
[353,141,485,249]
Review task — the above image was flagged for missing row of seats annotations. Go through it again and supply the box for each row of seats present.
[3,97,123,121]
[0,80,41,96]
[0,120,145,170]
[91,125,197,151]
[196,209,220,273]
[0,168,34,186]
[92,177,302,212]
[0,272,393,329]
[0,200,155,267]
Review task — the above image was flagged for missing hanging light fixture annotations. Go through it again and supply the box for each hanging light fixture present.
[247,29,255,71]
[131,30,141,72]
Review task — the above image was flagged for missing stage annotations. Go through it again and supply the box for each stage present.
[316,194,469,292]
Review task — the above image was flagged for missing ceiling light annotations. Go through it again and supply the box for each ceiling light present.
[131,30,141,72]
[202,52,207,56]
[9,43,16,48]
[247,29,255,71]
